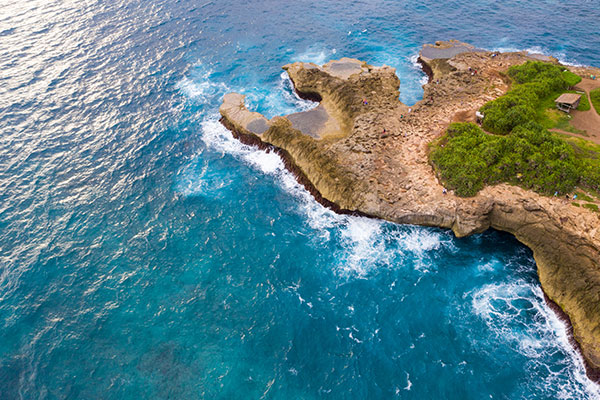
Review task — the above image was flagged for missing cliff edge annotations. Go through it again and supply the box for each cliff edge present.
[220,42,600,379]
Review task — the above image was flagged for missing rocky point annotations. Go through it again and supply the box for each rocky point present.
[220,41,600,379]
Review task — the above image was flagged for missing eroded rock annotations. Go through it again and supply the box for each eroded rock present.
[220,42,600,379]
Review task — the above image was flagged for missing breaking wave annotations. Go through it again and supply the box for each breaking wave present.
[472,282,600,399]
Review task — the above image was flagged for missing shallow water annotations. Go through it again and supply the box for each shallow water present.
[1,0,600,398]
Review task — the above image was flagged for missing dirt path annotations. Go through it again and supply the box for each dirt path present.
[575,77,600,97]
[549,128,600,145]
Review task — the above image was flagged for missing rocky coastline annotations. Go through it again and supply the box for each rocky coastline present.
[219,41,600,380]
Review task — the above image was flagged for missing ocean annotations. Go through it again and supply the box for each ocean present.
[1,0,600,398]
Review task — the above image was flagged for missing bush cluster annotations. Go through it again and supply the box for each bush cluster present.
[480,61,582,134]
[431,122,600,197]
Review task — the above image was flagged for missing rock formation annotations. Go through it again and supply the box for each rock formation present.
[220,41,600,379]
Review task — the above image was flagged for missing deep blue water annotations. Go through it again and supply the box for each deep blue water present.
[1,0,600,398]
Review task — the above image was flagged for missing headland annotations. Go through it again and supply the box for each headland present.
[219,40,600,380]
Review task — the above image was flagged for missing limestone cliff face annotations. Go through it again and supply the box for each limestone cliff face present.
[220,42,600,378]
[220,92,365,211]
[486,190,600,373]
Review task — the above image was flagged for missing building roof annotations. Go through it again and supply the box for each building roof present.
[555,93,582,105]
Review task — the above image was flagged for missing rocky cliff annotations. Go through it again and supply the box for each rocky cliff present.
[220,42,600,379]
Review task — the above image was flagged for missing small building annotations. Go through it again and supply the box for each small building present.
[555,93,582,113]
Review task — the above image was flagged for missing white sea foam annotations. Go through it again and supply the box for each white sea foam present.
[195,116,342,230]
[409,54,420,67]
[175,162,210,196]
[278,72,317,113]
[176,75,229,104]
[477,259,501,273]
[199,117,287,175]
[294,47,333,65]
[491,45,584,67]
[389,227,457,274]
[472,282,600,399]
[334,222,458,276]
[399,228,444,253]
[349,331,362,343]
[175,117,284,196]
[336,217,388,276]
[410,53,429,86]
[404,372,412,391]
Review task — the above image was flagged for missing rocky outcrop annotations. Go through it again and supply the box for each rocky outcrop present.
[220,41,600,379]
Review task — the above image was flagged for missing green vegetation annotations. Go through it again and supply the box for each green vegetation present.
[583,203,599,212]
[431,122,600,196]
[430,61,600,198]
[480,61,582,135]
[562,70,584,88]
[560,133,600,158]
[575,191,595,202]
[572,202,581,207]
[591,88,600,114]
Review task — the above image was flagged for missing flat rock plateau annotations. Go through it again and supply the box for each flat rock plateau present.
[220,40,600,380]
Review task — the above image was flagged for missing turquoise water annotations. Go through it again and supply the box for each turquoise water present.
[1,0,600,398]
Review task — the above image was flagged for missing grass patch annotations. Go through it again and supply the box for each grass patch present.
[574,191,595,202]
[591,88,600,114]
[563,70,583,87]
[572,202,581,207]
[555,118,584,134]
[560,134,600,163]
[544,109,587,136]
[583,203,599,212]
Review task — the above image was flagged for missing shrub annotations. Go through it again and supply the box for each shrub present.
[562,70,583,87]
[481,61,581,134]
[480,95,536,134]
[431,122,599,197]
[432,61,598,198]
